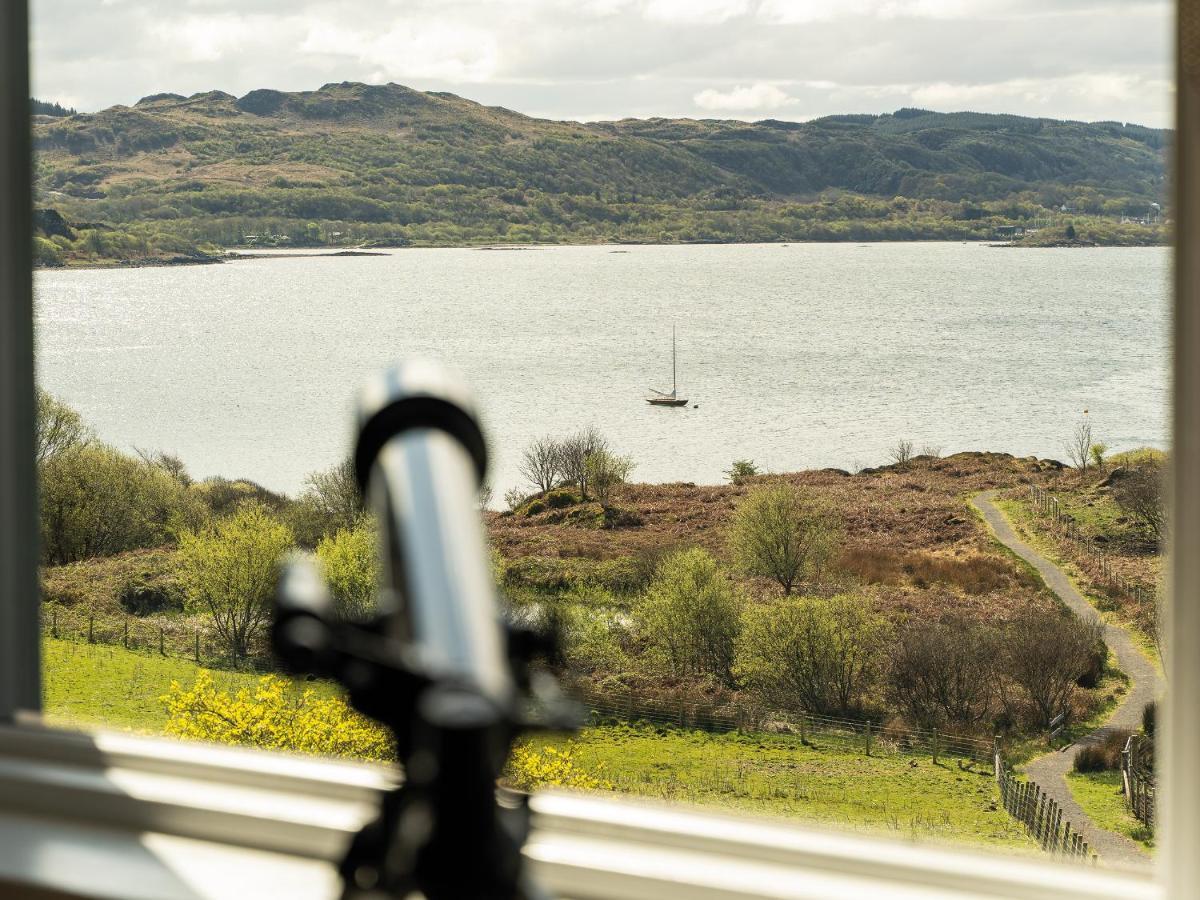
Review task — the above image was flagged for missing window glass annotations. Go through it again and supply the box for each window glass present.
[31,0,1169,867]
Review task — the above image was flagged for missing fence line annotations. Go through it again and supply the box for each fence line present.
[996,758,1092,861]
[573,681,1095,860]
[1026,485,1155,610]
[1122,734,1155,827]
[39,603,255,667]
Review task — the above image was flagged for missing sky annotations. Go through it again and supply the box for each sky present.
[31,0,1173,127]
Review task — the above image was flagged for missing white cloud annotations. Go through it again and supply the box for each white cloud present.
[300,19,500,82]
[644,0,750,25]
[694,82,796,112]
[147,14,266,63]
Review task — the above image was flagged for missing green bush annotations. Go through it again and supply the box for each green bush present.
[736,593,889,716]
[315,521,379,621]
[39,443,197,564]
[728,483,841,594]
[1072,730,1131,773]
[635,548,742,684]
[177,503,294,661]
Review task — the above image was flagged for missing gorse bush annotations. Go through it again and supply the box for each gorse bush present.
[161,671,392,760]
[506,742,613,792]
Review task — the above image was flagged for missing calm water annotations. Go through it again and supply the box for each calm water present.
[34,243,1169,499]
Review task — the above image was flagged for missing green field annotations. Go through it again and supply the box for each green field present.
[1065,770,1154,852]
[521,724,1036,852]
[42,638,274,731]
[43,638,1035,851]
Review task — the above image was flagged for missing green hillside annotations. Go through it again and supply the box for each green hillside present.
[31,81,1169,259]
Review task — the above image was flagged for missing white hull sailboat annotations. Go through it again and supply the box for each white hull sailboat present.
[647,326,689,407]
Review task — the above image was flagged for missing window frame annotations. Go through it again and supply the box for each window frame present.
[0,3,1192,898]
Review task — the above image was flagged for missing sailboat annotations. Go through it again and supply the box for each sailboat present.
[646,326,689,407]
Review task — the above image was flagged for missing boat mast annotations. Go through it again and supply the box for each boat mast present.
[672,325,677,396]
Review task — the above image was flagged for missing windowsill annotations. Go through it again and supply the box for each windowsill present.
[0,722,1161,900]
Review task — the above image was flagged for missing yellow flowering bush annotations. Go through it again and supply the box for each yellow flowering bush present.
[505,742,613,792]
[161,671,393,761]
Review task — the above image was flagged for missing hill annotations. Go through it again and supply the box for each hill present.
[32,81,1169,256]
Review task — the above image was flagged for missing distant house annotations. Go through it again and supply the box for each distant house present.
[994,225,1026,240]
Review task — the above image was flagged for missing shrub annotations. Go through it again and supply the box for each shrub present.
[635,548,742,684]
[736,593,888,716]
[724,459,759,483]
[1072,729,1132,773]
[585,449,634,507]
[289,457,362,545]
[1111,459,1167,541]
[728,483,841,594]
[39,443,196,564]
[118,573,184,616]
[559,427,607,500]
[177,503,294,661]
[1143,701,1157,735]
[544,488,579,509]
[505,742,612,792]
[315,521,379,621]
[162,671,392,760]
[35,388,87,462]
[564,607,630,674]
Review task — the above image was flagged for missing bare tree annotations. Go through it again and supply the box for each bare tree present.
[1111,459,1167,541]
[1001,608,1103,727]
[919,443,943,459]
[1065,417,1094,471]
[559,426,607,500]
[35,387,88,462]
[889,615,999,728]
[889,440,914,468]
[518,435,564,495]
[135,447,192,486]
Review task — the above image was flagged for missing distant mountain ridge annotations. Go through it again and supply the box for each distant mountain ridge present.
[31,81,1169,251]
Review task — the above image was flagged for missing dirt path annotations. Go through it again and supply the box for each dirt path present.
[972,491,1163,868]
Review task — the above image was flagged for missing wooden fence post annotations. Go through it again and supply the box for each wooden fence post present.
[88,615,94,644]
[194,630,200,663]
[159,628,165,656]
[932,728,939,765]
[51,610,57,639]
[865,721,872,756]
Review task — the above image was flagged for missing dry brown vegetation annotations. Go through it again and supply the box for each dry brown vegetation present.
[490,451,1064,625]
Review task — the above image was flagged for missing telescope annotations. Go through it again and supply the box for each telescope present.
[273,361,575,900]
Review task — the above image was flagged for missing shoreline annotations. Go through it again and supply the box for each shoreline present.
[37,236,1169,272]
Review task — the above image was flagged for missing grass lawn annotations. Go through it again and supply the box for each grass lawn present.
[1065,769,1154,852]
[41,637,330,733]
[521,723,1038,853]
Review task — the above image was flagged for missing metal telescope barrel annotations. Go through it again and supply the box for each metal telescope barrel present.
[353,360,512,713]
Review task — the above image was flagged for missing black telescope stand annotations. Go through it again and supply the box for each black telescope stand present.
[273,362,575,900]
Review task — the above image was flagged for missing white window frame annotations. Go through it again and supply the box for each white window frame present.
[0,4,1192,898]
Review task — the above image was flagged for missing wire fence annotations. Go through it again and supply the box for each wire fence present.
[39,603,266,668]
[571,682,994,763]
[1026,484,1156,610]
[572,681,1098,860]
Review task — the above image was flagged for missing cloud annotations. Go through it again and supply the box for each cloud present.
[300,19,500,82]
[644,0,750,25]
[28,0,1172,127]
[694,82,797,112]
